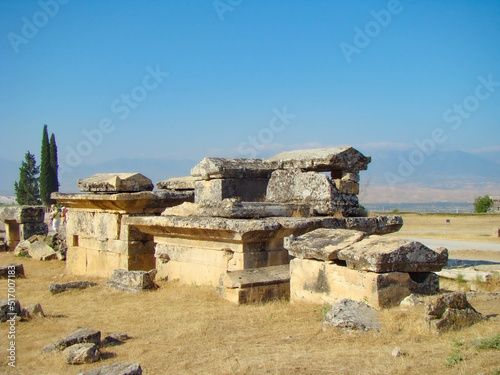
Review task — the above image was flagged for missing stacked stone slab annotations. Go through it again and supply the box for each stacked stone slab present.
[286,229,448,308]
[190,147,370,217]
[125,214,403,287]
[266,147,370,217]
[52,173,193,277]
[0,206,48,250]
[191,158,274,203]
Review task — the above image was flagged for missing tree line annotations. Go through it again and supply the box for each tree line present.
[14,125,59,206]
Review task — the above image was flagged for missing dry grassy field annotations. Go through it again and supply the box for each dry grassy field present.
[0,250,499,375]
[385,213,500,243]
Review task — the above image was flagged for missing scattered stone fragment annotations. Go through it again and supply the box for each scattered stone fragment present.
[77,362,142,375]
[49,281,98,295]
[400,294,422,307]
[105,269,157,292]
[436,269,492,283]
[0,300,21,322]
[392,347,404,357]
[102,333,132,347]
[62,343,100,364]
[77,173,154,193]
[41,328,101,352]
[22,303,44,318]
[14,235,57,261]
[284,228,367,261]
[337,236,448,273]
[0,263,25,279]
[323,299,381,331]
[425,292,486,333]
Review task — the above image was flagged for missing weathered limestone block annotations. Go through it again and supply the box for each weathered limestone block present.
[77,173,154,192]
[337,236,448,273]
[290,258,439,309]
[77,363,143,375]
[42,328,101,352]
[333,180,359,195]
[15,236,57,260]
[0,300,21,322]
[344,216,403,234]
[284,229,367,261]
[194,178,270,203]
[0,206,45,224]
[191,158,273,180]
[49,281,98,295]
[105,269,157,292]
[266,146,371,172]
[22,222,49,239]
[66,211,121,241]
[266,169,360,216]
[156,176,195,191]
[63,343,100,364]
[425,292,486,333]
[22,303,45,318]
[323,299,381,331]
[217,265,290,304]
[0,263,25,279]
[266,168,336,202]
[65,246,136,278]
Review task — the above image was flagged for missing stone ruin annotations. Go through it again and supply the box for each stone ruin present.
[46,147,448,308]
[52,173,193,277]
[0,206,48,250]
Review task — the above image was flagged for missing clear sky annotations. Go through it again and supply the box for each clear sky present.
[1,0,499,179]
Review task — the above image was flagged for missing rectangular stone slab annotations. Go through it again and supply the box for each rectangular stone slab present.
[191,158,273,180]
[337,236,448,273]
[77,173,154,192]
[156,176,195,191]
[284,228,367,261]
[266,146,371,172]
[219,264,290,288]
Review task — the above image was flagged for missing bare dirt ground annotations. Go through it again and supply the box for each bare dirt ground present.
[0,251,499,375]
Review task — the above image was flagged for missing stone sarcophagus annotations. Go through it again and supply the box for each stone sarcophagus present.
[0,206,48,249]
[52,173,193,277]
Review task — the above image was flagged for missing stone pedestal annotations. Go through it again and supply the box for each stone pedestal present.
[290,258,439,309]
[53,191,193,277]
[125,215,403,286]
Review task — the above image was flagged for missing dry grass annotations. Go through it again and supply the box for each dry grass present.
[385,213,500,243]
[1,253,499,375]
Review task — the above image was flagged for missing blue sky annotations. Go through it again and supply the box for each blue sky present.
[1,0,499,185]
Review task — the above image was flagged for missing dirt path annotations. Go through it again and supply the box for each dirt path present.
[398,237,500,252]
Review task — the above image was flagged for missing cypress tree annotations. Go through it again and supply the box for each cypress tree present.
[39,124,52,205]
[14,151,42,205]
[49,133,59,195]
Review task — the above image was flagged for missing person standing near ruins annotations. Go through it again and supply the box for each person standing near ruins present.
[49,204,61,233]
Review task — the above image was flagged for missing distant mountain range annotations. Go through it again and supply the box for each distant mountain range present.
[1,148,499,203]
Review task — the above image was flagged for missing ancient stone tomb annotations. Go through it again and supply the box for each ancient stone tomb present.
[52,173,193,277]
[50,147,448,308]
